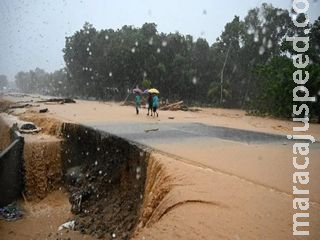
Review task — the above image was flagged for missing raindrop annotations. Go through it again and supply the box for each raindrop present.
[71,58,73,62]
[105,35,109,40]
[91,76,94,80]
[262,27,267,34]
[86,152,89,156]
[267,39,273,49]
[86,82,89,86]
[131,47,136,53]
[109,72,113,77]
[95,161,98,165]
[88,42,91,46]
[99,170,102,174]
[192,77,197,85]
[262,37,266,45]
[232,65,237,73]
[89,51,92,55]
[135,41,139,46]
[143,71,147,78]
[97,147,100,151]
[148,37,153,45]
[162,41,167,47]
[247,26,254,35]
[157,48,161,53]
[202,9,207,15]
[254,31,259,42]
[89,67,92,71]
[259,46,265,55]
[69,46,72,49]
[136,173,141,180]
[136,166,141,173]
[112,233,116,238]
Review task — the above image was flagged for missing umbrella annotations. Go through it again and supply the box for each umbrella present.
[133,88,143,94]
[148,88,159,94]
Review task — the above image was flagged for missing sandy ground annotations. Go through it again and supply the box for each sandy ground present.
[0,190,96,240]
[3,94,320,139]
[1,94,320,239]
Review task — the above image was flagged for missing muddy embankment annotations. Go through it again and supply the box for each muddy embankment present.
[60,123,172,239]
[0,112,172,240]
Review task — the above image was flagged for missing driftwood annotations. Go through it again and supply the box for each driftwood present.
[144,128,159,133]
[159,101,184,110]
[37,98,76,104]
[159,101,189,111]
[9,104,33,109]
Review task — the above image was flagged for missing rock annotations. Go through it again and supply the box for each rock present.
[20,123,37,130]
[39,108,48,113]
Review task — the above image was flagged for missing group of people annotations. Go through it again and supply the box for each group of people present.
[135,92,159,117]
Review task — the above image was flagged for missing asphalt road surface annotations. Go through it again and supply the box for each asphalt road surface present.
[88,122,296,146]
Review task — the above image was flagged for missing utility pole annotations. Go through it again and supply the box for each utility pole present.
[220,43,232,104]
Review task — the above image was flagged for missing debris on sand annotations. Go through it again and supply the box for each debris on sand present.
[39,108,48,113]
[0,202,23,221]
[9,103,34,109]
[19,123,41,134]
[144,128,159,133]
[37,98,76,104]
[160,101,188,111]
[58,220,75,231]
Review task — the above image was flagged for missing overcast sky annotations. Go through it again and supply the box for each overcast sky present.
[0,0,319,81]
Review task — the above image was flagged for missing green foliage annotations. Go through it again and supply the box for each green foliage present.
[141,79,151,89]
[15,68,68,96]
[13,6,320,120]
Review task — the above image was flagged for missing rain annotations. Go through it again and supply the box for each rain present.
[0,0,320,240]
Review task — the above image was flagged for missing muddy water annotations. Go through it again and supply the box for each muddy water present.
[23,135,62,200]
[0,117,11,150]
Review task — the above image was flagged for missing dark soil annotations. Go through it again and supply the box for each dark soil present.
[66,157,145,240]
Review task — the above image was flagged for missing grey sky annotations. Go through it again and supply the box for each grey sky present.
[0,0,319,81]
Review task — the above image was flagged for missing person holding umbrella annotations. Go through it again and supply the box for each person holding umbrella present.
[133,88,142,115]
[148,88,159,117]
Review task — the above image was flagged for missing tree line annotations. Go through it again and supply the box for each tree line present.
[13,3,320,120]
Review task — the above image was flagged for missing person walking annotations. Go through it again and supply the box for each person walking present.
[152,93,159,117]
[147,93,153,116]
[135,93,141,115]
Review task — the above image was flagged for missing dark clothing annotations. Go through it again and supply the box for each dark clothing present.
[147,94,153,116]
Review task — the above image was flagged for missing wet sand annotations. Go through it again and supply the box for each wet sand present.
[1,94,320,239]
